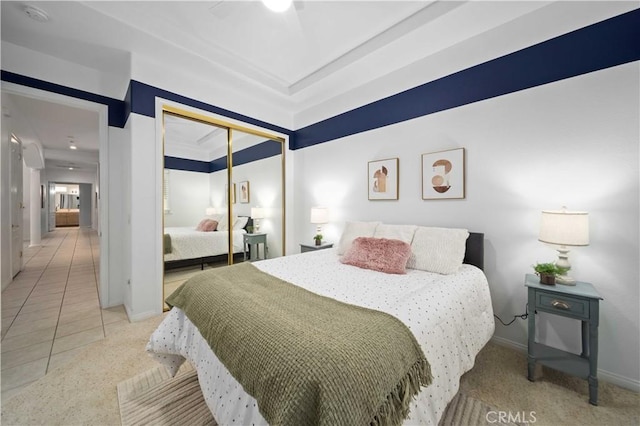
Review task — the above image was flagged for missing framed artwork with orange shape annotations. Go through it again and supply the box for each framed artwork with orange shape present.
[368,158,399,200]
[422,148,465,200]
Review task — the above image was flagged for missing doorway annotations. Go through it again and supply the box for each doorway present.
[50,182,94,228]
[2,82,110,307]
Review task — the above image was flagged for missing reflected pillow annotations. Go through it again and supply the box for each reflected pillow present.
[217,215,236,231]
[234,216,249,230]
[341,237,411,274]
[196,219,218,232]
[406,227,469,274]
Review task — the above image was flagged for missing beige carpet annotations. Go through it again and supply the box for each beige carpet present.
[117,365,519,426]
[1,313,638,426]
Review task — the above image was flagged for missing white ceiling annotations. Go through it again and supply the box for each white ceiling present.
[1,1,635,163]
[164,113,280,162]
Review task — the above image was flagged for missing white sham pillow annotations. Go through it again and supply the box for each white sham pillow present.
[337,221,380,255]
[234,216,249,230]
[373,224,418,244]
[406,227,469,274]
[217,215,236,231]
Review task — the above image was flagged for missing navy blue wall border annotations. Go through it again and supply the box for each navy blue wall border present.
[164,156,211,173]
[1,70,127,128]
[3,8,638,154]
[166,140,282,173]
[293,8,640,150]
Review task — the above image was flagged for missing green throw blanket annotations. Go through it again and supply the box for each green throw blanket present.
[166,262,432,426]
[163,234,172,254]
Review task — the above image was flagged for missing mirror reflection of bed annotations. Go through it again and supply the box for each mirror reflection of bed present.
[162,108,285,311]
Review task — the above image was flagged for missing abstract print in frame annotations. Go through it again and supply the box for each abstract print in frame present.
[422,148,465,200]
[239,181,250,203]
[368,158,399,200]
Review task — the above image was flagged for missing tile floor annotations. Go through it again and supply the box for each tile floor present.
[1,227,129,403]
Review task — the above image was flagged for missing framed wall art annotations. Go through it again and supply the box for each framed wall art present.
[422,148,465,200]
[368,158,399,200]
[239,181,250,203]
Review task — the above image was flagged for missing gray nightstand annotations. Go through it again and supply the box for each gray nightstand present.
[243,233,268,261]
[300,243,333,253]
[525,273,603,405]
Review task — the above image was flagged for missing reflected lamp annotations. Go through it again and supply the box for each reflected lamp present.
[251,207,265,233]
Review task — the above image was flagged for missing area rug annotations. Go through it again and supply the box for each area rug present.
[117,365,521,426]
[439,392,523,426]
[117,364,216,426]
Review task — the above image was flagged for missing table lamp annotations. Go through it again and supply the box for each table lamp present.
[251,207,265,232]
[538,206,589,285]
[310,207,329,244]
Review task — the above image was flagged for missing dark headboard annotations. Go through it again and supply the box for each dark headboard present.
[463,232,484,270]
[241,216,253,232]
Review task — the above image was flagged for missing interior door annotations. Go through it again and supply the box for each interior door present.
[10,135,23,277]
[48,182,56,231]
[79,183,92,227]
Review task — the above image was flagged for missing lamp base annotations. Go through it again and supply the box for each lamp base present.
[556,274,577,286]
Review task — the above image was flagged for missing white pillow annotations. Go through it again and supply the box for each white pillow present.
[406,227,469,274]
[234,216,249,230]
[217,215,236,231]
[373,224,417,244]
[337,221,380,255]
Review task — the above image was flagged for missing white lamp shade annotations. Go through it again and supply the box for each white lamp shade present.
[261,0,292,12]
[251,207,265,219]
[539,209,589,246]
[310,207,329,224]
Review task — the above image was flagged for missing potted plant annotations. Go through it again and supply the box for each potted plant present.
[532,262,568,285]
[314,234,323,246]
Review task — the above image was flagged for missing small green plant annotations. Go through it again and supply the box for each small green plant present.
[314,233,323,242]
[532,262,568,276]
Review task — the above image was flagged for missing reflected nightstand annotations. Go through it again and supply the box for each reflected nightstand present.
[243,233,268,261]
[300,243,333,253]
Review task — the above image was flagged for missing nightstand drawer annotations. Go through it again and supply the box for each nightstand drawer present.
[536,293,589,319]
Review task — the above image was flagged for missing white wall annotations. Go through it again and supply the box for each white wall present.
[292,63,640,389]
[101,125,129,308]
[163,170,210,228]
[231,155,285,257]
[2,42,128,99]
[125,113,162,321]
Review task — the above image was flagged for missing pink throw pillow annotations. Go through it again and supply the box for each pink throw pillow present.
[196,219,218,232]
[196,218,209,231]
[202,220,218,232]
[340,237,411,274]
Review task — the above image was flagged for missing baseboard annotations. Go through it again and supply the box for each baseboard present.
[490,336,640,392]
[491,335,527,353]
[123,304,160,322]
[598,369,640,393]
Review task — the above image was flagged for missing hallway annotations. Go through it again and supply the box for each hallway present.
[1,228,128,402]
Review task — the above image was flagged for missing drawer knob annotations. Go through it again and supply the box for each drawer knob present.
[551,300,571,310]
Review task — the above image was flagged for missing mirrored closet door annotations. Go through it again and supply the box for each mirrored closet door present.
[161,106,285,310]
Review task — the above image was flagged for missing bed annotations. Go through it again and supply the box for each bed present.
[148,224,494,425]
[163,216,251,270]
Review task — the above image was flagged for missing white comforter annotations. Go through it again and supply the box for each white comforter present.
[147,248,495,425]
[163,227,246,262]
